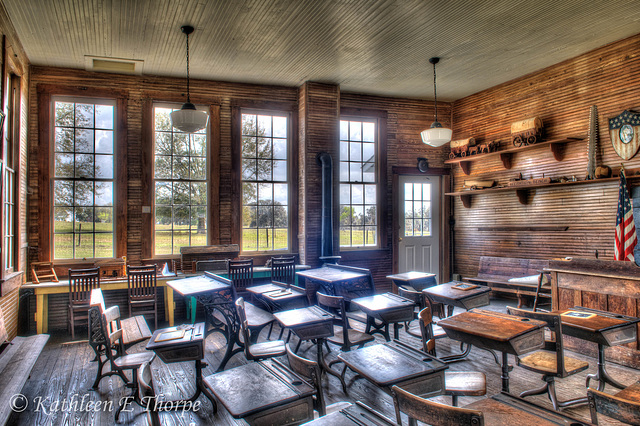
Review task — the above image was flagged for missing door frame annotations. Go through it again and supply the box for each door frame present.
[391,166,451,279]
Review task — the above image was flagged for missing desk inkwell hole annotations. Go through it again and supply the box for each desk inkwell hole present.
[520,318,530,321]
[615,315,624,318]
[291,380,303,385]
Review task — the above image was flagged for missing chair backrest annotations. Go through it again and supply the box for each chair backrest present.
[127,264,158,299]
[90,288,106,312]
[271,256,296,285]
[588,387,640,425]
[533,272,551,312]
[506,306,567,377]
[228,259,254,293]
[316,291,352,344]
[417,306,437,356]
[391,385,484,426]
[69,267,101,305]
[138,361,161,426]
[285,343,326,416]
[101,305,125,362]
[234,297,253,359]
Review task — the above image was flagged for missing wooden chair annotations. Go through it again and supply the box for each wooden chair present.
[506,306,589,410]
[407,306,485,406]
[285,343,351,417]
[406,306,447,357]
[228,258,254,297]
[127,264,158,329]
[398,285,447,319]
[316,291,375,353]
[532,272,552,312]
[68,267,101,340]
[587,381,640,425]
[90,304,156,421]
[138,361,161,426]
[235,297,286,361]
[391,385,484,426]
[271,256,296,285]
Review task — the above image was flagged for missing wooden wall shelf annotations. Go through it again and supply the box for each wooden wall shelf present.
[446,175,631,208]
[444,136,584,175]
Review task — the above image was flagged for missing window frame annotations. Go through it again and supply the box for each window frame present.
[339,108,387,251]
[37,84,128,264]
[151,102,210,257]
[231,101,298,256]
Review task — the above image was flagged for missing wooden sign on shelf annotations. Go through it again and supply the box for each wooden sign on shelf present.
[507,177,552,187]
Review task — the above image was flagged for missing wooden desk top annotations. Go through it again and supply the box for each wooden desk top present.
[296,266,368,283]
[273,306,334,328]
[438,310,545,343]
[166,274,231,296]
[423,281,491,301]
[248,283,306,302]
[386,271,436,282]
[338,342,447,387]
[351,293,415,312]
[301,401,396,425]
[204,360,315,418]
[465,392,592,425]
[146,322,205,351]
[557,307,640,333]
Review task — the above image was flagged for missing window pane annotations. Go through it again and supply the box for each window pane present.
[241,111,289,252]
[340,118,378,248]
[155,182,172,205]
[191,157,206,180]
[155,156,172,179]
[191,182,207,206]
[191,134,207,156]
[53,98,115,260]
[155,133,172,155]
[173,182,189,205]
[172,156,189,179]
[155,231,172,255]
[173,133,189,156]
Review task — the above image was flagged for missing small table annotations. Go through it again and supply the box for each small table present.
[558,306,639,394]
[465,392,592,425]
[350,293,415,341]
[422,282,492,361]
[438,309,545,393]
[338,341,447,397]
[273,305,347,391]
[204,359,315,425]
[296,265,372,304]
[386,271,437,292]
[247,283,307,311]
[145,322,217,410]
[301,401,396,426]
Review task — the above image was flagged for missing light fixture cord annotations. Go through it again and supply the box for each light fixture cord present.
[432,60,438,122]
[186,30,191,103]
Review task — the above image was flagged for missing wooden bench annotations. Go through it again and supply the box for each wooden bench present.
[0,306,49,425]
[462,256,550,308]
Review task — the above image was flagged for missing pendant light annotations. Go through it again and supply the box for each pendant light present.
[421,57,452,147]
[170,25,209,133]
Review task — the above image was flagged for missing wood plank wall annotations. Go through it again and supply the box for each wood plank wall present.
[0,3,30,339]
[451,33,640,279]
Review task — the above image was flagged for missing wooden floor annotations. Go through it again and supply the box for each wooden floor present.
[9,298,637,425]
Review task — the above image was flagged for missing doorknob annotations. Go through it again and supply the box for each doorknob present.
[399,237,403,242]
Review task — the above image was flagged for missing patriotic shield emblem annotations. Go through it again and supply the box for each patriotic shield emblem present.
[609,110,640,160]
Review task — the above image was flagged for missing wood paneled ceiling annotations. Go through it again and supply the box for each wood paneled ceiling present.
[3,0,639,100]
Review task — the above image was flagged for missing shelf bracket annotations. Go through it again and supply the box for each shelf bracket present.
[460,194,471,208]
[459,161,471,175]
[499,153,512,169]
[515,189,529,204]
[549,142,564,161]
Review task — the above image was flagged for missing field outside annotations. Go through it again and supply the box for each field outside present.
[54,221,114,259]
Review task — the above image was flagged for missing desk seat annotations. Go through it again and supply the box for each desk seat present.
[518,350,589,375]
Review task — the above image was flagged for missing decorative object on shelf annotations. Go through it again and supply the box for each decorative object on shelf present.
[449,138,475,159]
[420,57,452,147]
[511,117,544,147]
[417,157,429,172]
[586,105,599,180]
[595,165,612,179]
[463,179,494,190]
[94,257,127,278]
[170,25,209,133]
[507,177,552,187]
[609,110,640,160]
[476,140,499,154]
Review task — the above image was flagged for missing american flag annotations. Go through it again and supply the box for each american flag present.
[615,169,637,261]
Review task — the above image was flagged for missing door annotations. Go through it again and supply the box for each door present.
[398,175,440,281]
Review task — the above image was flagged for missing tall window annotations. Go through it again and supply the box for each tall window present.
[153,105,208,255]
[2,74,19,273]
[339,119,377,248]
[241,112,289,252]
[52,98,115,259]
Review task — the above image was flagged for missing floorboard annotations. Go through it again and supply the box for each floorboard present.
[9,297,637,425]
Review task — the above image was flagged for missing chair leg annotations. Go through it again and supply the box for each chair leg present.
[546,377,559,410]
[451,395,459,407]
[115,368,140,422]
[520,378,550,399]
[295,338,302,353]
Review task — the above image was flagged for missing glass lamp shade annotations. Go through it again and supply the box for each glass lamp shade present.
[170,102,209,133]
[421,121,452,147]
